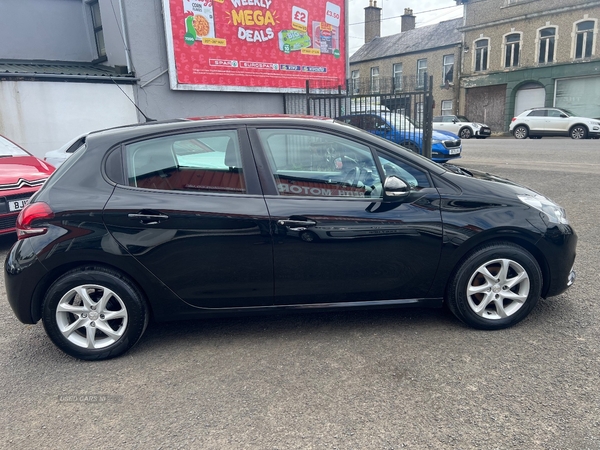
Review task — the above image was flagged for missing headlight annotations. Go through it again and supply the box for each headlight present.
[518,194,569,224]
[472,123,481,129]
[432,139,442,145]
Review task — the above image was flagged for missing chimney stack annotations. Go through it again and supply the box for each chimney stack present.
[401,8,416,32]
[364,0,382,43]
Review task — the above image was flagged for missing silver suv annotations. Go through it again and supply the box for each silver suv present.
[510,107,600,139]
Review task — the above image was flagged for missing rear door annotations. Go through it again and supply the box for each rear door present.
[103,127,274,308]
[249,125,443,306]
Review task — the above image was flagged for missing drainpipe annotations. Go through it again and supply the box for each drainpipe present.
[118,0,133,73]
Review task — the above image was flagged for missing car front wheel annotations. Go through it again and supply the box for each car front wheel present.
[446,243,542,330]
[513,125,528,139]
[459,128,473,139]
[42,267,149,360]
[570,125,588,139]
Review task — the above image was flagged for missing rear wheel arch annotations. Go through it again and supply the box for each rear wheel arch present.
[31,262,154,323]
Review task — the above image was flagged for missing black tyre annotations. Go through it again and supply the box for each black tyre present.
[570,125,588,139]
[513,125,528,139]
[42,267,149,360]
[446,243,542,330]
[459,127,473,139]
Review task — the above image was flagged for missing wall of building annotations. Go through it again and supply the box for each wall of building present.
[0,81,138,157]
[0,0,96,61]
[349,45,462,116]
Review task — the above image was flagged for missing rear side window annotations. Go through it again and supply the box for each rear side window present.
[527,110,546,117]
[124,130,246,194]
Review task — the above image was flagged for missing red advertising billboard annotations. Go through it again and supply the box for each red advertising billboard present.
[163,0,347,92]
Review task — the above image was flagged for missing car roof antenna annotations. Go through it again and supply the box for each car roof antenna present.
[111,77,156,122]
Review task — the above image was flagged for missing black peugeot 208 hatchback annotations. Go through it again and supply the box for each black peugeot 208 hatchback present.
[5,116,577,360]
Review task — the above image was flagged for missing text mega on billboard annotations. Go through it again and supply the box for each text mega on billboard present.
[164,0,346,92]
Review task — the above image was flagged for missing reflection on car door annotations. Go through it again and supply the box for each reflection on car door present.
[250,126,443,305]
[103,128,274,308]
[545,109,569,133]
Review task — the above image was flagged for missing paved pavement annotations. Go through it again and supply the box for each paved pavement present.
[0,137,598,449]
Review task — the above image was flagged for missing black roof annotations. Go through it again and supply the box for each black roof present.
[350,18,463,63]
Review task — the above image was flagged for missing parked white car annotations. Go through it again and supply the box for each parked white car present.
[44,133,88,167]
[433,115,491,139]
[509,107,600,139]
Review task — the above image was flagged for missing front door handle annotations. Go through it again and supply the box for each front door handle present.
[277,219,316,231]
[128,212,169,225]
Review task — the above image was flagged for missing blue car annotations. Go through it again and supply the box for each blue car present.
[337,111,462,162]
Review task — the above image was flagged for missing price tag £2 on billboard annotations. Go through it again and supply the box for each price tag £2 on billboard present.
[292,6,308,32]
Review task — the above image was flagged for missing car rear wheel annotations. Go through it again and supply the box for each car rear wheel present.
[570,125,588,139]
[459,128,472,139]
[42,267,149,360]
[513,126,528,139]
[446,243,542,330]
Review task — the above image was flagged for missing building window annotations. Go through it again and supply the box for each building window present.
[351,70,360,94]
[443,55,454,84]
[575,20,595,59]
[538,27,556,63]
[89,0,106,59]
[393,63,403,92]
[441,100,453,116]
[370,67,379,93]
[505,33,521,68]
[474,39,489,72]
[417,59,427,89]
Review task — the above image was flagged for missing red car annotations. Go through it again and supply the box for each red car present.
[0,135,54,235]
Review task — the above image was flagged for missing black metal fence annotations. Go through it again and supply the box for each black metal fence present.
[284,75,434,159]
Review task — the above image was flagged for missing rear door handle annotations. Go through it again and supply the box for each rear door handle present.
[277,219,316,231]
[128,212,169,225]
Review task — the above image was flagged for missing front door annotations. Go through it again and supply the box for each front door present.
[250,126,443,305]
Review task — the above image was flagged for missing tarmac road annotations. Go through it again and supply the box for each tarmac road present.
[0,137,598,449]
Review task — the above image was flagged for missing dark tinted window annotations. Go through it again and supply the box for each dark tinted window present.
[527,110,547,117]
[125,130,246,194]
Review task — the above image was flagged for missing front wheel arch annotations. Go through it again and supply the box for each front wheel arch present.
[445,242,543,329]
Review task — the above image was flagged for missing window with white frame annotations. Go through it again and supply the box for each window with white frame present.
[89,0,106,59]
[538,27,556,63]
[474,39,489,72]
[443,55,454,84]
[370,67,380,93]
[441,100,453,116]
[417,59,427,88]
[575,20,595,59]
[505,33,521,68]
[393,63,403,92]
[351,70,360,94]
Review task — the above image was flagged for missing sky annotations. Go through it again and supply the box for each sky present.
[347,0,464,55]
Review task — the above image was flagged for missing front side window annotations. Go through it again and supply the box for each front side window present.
[474,39,489,72]
[505,33,521,68]
[370,67,380,93]
[393,63,403,92]
[351,70,360,94]
[538,27,556,63]
[441,100,453,116]
[443,55,454,84]
[575,20,595,59]
[89,0,106,59]
[257,128,381,199]
[125,130,246,194]
[417,59,427,88]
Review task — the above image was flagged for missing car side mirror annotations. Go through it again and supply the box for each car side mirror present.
[383,175,410,200]
[560,113,568,118]
[452,119,458,124]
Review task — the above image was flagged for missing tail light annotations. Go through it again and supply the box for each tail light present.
[511,117,517,122]
[16,202,54,240]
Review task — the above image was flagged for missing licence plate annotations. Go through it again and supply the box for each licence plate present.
[449,148,461,155]
[8,198,29,212]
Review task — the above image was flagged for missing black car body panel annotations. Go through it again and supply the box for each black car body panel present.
[5,116,576,346]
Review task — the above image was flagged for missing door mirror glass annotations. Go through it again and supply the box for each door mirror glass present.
[560,113,568,118]
[383,175,410,200]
